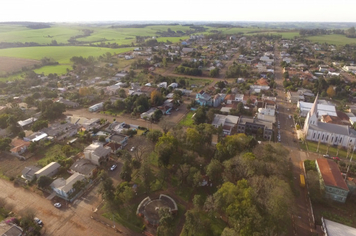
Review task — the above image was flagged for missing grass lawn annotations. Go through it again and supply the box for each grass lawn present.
[180,211,226,236]
[313,201,356,227]
[306,34,356,46]
[37,143,80,167]
[33,64,72,75]
[179,111,195,127]
[0,46,134,64]
[301,141,348,159]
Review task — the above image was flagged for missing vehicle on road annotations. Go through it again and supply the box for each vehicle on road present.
[300,174,305,187]
[130,147,135,152]
[110,164,117,171]
[333,157,341,161]
[323,154,330,158]
[34,217,43,227]
[54,203,61,208]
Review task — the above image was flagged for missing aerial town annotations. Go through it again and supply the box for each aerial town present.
[1,22,356,236]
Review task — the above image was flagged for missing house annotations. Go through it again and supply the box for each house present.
[41,122,78,141]
[321,217,356,236]
[316,158,349,203]
[141,108,157,119]
[21,166,40,181]
[35,162,61,179]
[249,85,270,93]
[105,142,122,154]
[23,132,48,142]
[256,78,269,86]
[211,114,239,136]
[181,48,195,55]
[18,117,37,129]
[342,65,356,73]
[168,83,178,89]
[88,102,103,112]
[319,65,329,72]
[10,138,30,155]
[237,116,273,140]
[84,143,111,166]
[50,172,86,200]
[321,115,344,125]
[69,159,97,178]
[237,78,245,83]
[196,90,212,106]
[56,98,79,108]
[106,134,129,146]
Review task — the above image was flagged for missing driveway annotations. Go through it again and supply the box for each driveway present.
[0,179,141,236]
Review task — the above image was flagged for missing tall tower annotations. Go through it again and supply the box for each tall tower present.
[303,94,319,135]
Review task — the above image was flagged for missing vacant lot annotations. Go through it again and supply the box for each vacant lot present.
[0,151,40,179]
[0,57,40,76]
[0,46,134,64]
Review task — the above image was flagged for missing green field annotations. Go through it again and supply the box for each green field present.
[306,34,356,45]
[179,111,195,127]
[33,64,72,75]
[0,46,133,64]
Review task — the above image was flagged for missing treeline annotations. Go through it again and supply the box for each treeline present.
[67,29,93,44]
[175,66,202,76]
[225,64,251,78]
[299,27,355,37]
[26,23,51,29]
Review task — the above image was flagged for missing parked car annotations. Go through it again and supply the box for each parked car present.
[130,147,135,152]
[110,164,117,171]
[34,217,43,227]
[54,203,61,208]
[323,154,330,158]
[333,157,341,161]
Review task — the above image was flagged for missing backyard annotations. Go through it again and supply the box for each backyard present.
[179,111,195,127]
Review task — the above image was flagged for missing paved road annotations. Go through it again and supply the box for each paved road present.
[274,44,318,236]
[0,179,141,236]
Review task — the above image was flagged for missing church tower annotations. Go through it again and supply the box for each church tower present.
[303,94,319,135]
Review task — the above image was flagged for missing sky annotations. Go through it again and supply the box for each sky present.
[1,0,356,22]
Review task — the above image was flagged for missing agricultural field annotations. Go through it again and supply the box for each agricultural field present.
[0,46,133,64]
[33,64,72,75]
[0,56,40,76]
[306,34,356,45]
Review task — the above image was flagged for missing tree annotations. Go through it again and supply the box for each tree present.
[118,89,126,98]
[206,159,223,181]
[151,90,164,106]
[0,138,11,151]
[37,176,52,188]
[162,57,167,67]
[18,131,25,139]
[120,161,132,182]
[326,86,335,98]
[193,194,204,210]
[152,109,163,121]
[146,129,162,143]
[157,207,174,236]
[210,68,220,77]
[31,120,48,132]
[99,171,115,203]
[193,106,207,125]
[158,117,175,134]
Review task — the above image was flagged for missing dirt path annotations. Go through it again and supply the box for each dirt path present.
[0,179,141,236]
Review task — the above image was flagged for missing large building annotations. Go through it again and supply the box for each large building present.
[298,100,337,118]
[316,158,349,203]
[237,116,273,140]
[303,94,356,148]
[211,114,239,136]
[322,217,356,236]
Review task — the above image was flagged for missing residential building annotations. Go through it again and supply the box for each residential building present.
[319,65,329,72]
[211,114,239,135]
[105,142,122,154]
[237,116,273,140]
[50,172,86,200]
[141,108,157,119]
[88,102,103,112]
[41,122,78,141]
[35,162,61,179]
[249,85,270,93]
[303,95,356,148]
[195,91,225,107]
[18,117,37,129]
[0,225,23,236]
[316,158,349,203]
[84,143,111,166]
[21,166,40,181]
[342,65,356,73]
[23,132,48,142]
[106,134,129,146]
[69,159,97,178]
[10,138,30,155]
[56,98,79,108]
[321,217,356,236]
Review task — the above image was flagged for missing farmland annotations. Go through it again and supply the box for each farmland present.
[0,56,39,76]
[0,46,133,64]
[306,34,356,45]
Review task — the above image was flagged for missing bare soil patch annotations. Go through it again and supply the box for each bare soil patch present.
[0,57,40,75]
[0,151,41,178]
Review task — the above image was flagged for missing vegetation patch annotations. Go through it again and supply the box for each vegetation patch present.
[179,111,195,127]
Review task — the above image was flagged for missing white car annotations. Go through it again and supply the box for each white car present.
[130,147,135,152]
[54,203,61,208]
[110,164,117,171]
[34,217,43,227]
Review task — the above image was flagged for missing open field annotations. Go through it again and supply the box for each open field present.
[33,64,72,75]
[0,56,40,75]
[306,34,356,45]
[0,46,134,64]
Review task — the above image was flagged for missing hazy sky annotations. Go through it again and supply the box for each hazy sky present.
[2,0,356,22]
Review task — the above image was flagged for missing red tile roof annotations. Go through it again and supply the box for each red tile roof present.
[316,158,349,191]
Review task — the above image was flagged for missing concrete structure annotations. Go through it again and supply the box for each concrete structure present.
[84,143,111,166]
[316,158,349,203]
[23,132,48,142]
[41,122,78,141]
[211,114,239,136]
[50,172,86,200]
[21,166,40,181]
[18,117,37,129]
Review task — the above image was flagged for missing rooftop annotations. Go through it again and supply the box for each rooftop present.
[70,159,97,176]
[316,158,349,191]
[322,218,356,236]
[51,172,86,193]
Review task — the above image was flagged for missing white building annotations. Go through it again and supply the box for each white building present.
[303,95,356,148]
[298,101,337,118]
[140,108,157,119]
[88,102,103,112]
[84,143,111,166]
[211,114,239,136]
